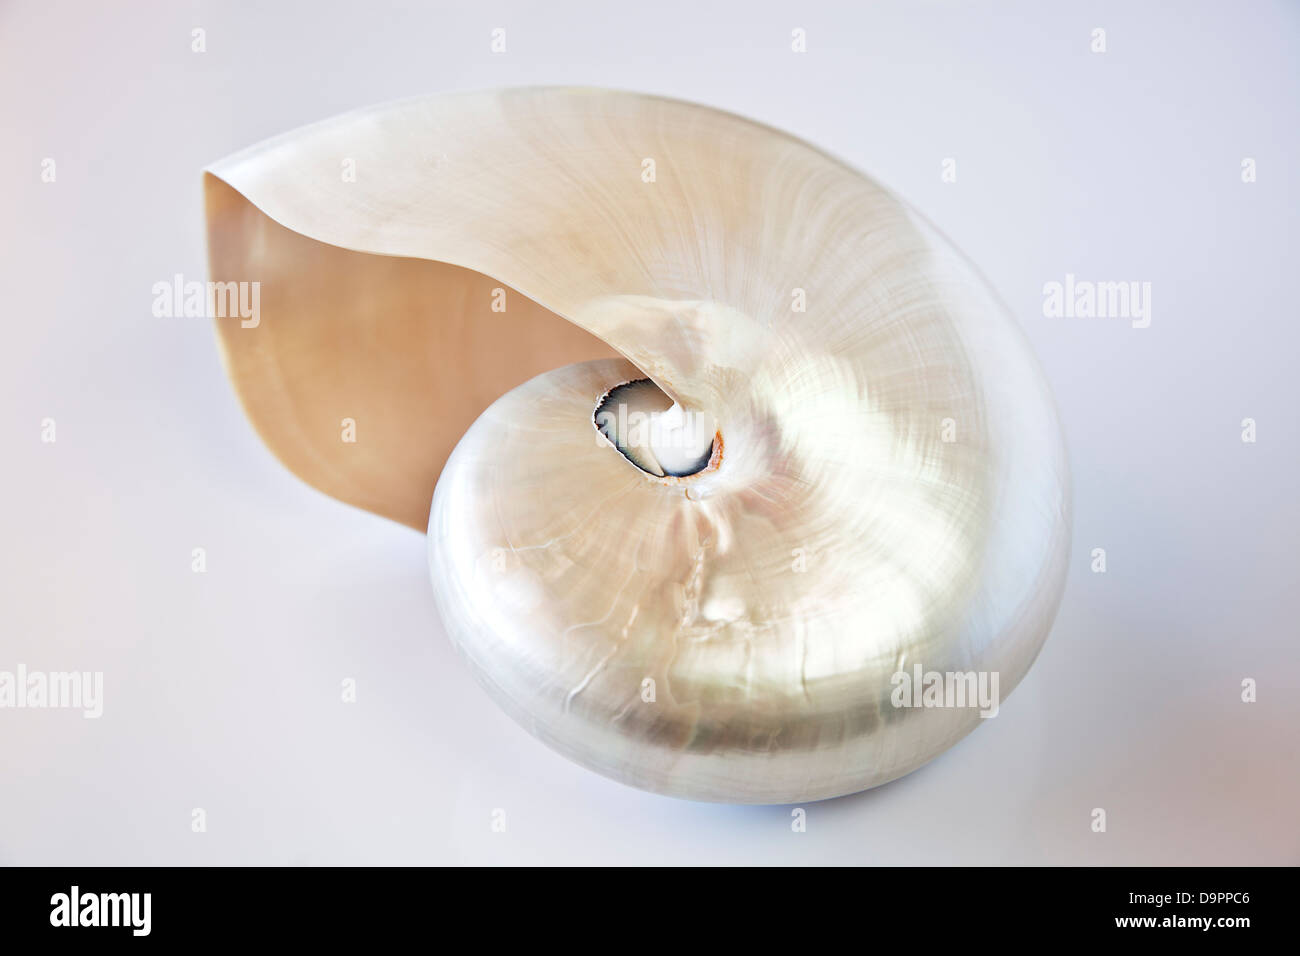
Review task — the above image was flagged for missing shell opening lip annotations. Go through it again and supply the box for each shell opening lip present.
[593,378,720,482]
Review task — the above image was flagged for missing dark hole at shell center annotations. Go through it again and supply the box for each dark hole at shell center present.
[593,379,715,478]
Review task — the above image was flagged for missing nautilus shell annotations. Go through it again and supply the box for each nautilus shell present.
[205,88,1070,804]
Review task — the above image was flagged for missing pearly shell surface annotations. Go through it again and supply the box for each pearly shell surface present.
[206,88,1071,804]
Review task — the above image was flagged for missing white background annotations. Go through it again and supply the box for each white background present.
[1,0,1296,864]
